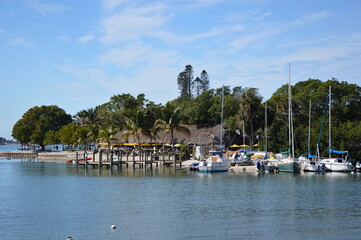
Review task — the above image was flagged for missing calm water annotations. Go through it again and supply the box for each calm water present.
[1,145,361,240]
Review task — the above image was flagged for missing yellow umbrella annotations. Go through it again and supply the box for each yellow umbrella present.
[230,144,241,148]
[240,144,250,148]
[254,144,259,147]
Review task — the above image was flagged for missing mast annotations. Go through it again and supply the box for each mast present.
[265,101,268,153]
[329,85,332,158]
[220,85,224,152]
[288,64,294,159]
[308,100,311,159]
[242,120,245,148]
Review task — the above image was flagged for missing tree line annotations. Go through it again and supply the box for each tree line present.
[12,66,361,159]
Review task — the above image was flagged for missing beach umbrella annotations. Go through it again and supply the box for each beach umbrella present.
[230,144,241,148]
[240,144,250,148]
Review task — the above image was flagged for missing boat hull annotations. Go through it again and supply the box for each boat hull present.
[324,163,354,172]
[198,162,229,172]
[277,161,301,173]
[321,158,354,172]
[303,162,326,172]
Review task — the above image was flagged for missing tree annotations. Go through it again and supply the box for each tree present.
[75,106,103,126]
[153,102,190,154]
[59,123,80,148]
[193,77,202,97]
[98,126,119,152]
[177,65,194,98]
[44,130,60,145]
[122,107,149,151]
[12,105,72,150]
[200,70,210,93]
[238,88,263,149]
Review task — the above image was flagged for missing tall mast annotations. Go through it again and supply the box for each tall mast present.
[308,100,312,159]
[220,85,224,151]
[288,64,294,158]
[329,85,332,158]
[265,101,268,153]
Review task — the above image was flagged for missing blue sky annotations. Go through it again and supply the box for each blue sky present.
[1,0,361,140]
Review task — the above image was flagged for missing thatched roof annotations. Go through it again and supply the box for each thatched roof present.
[113,124,224,146]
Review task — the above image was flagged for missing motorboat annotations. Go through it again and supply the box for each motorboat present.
[198,151,230,172]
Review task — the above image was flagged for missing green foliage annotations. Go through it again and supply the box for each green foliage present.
[12,105,72,149]
[44,130,60,145]
[153,102,190,153]
[59,123,80,146]
[268,78,361,159]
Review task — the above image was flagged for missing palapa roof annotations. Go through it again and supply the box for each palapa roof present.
[113,124,224,146]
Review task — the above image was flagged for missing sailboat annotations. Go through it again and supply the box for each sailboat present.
[277,65,301,173]
[198,86,230,172]
[256,101,278,172]
[320,86,354,172]
[303,100,326,172]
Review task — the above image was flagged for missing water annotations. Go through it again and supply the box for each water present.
[1,149,361,240]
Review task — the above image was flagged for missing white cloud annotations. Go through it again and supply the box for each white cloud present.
[78,34,94,43]
[8,37,38,49]
[25,0,67,16]
[100,3,169,43]
[102,0,130,11]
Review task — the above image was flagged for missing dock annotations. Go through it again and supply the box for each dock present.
[0,151,38,158]
[71,151,183,169]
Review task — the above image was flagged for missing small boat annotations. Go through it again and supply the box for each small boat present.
[256,158,278,172]
[188,162,199,171]
[303,160,326,172]
[198,152,230,172]
[198,86,230,173]
[302,101,325,173]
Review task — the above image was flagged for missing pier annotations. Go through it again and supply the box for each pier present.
[0,151,38,158]
[71,151,184,169]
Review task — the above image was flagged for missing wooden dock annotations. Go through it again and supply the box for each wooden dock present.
[0,151,38,158]
[73,151,183,169]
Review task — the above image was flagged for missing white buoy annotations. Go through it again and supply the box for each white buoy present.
[67,237,74,240]
[111,224,117,229]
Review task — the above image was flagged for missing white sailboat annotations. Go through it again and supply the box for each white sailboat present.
[198,86,230,172]
[256,101,278,172]
[277,64,301,173]
[320,86,354,172]
[303,100,326,172]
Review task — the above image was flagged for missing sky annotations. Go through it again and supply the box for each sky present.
[1,0,361,140]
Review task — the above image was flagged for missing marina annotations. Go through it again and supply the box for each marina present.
[1,148,361,240]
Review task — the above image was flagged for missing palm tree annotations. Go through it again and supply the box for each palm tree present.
[239,88,262,149]
[122,107,149,154]
[153,102,190,154]
[75,106,103,126]
[98,126,119,153]
[75,106,103,150]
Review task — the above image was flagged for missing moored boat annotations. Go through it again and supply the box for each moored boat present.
[320,158,354,172]
[198,153,230,172]
[277,158,301,173]
[320,86,354,172]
